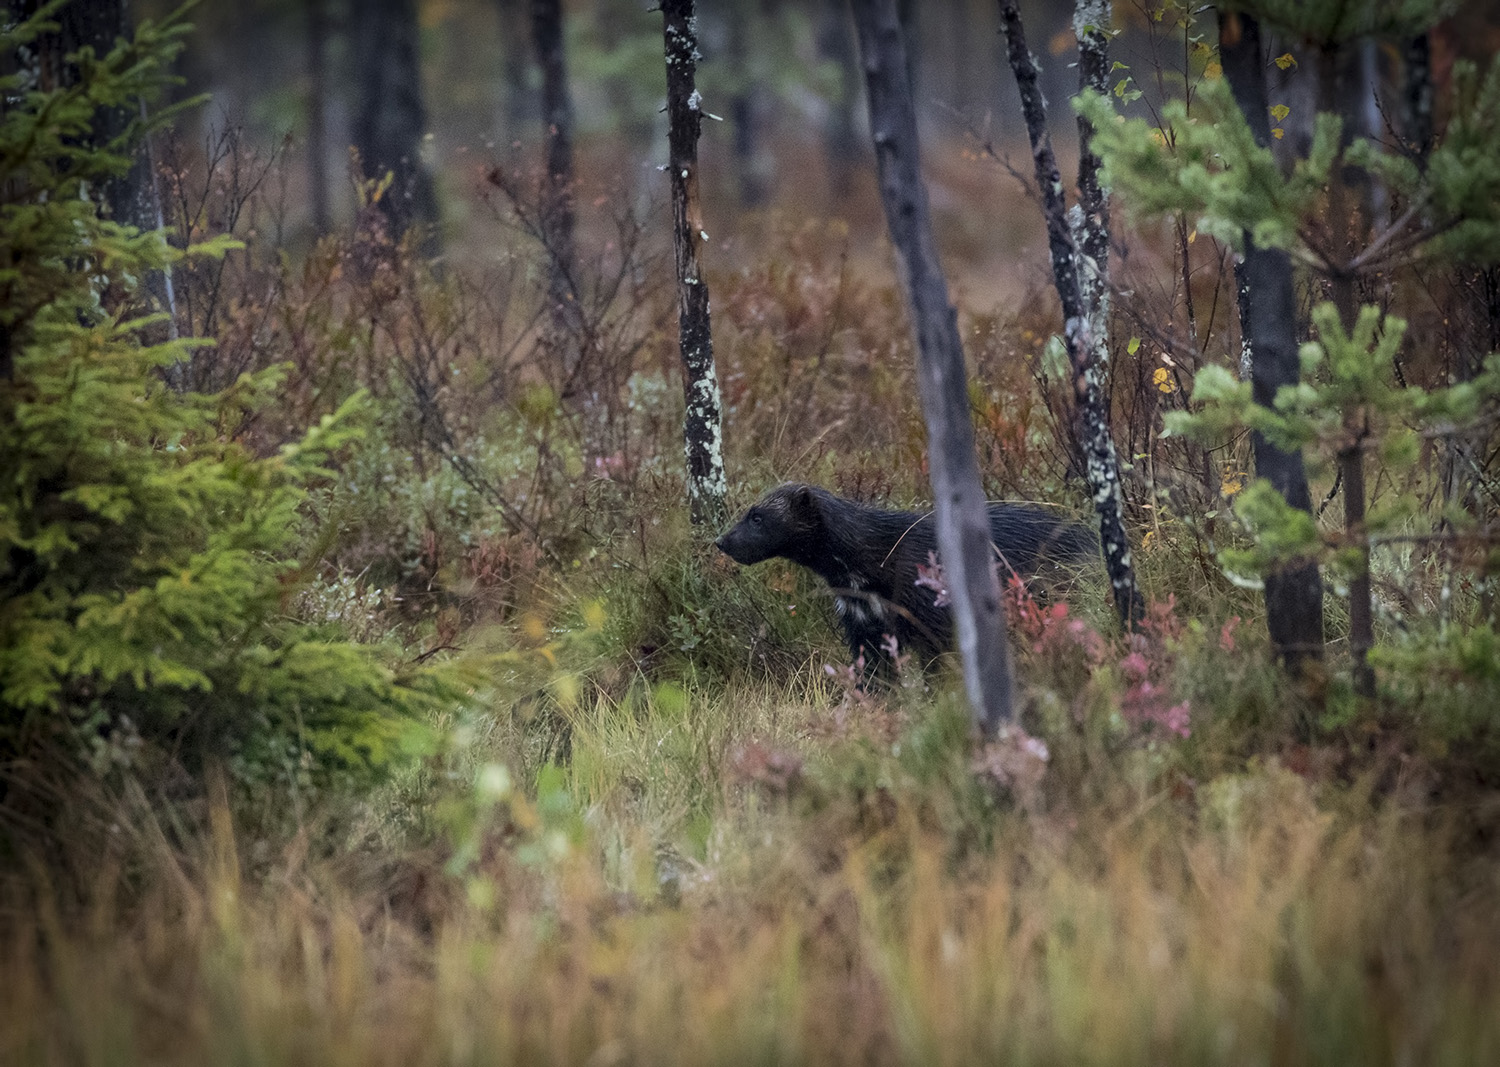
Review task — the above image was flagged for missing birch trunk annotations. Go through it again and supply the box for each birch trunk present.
[662,0,728,527]
[998,0,1144,628]
[1073,0,1111,358]
[850,0,1015,732]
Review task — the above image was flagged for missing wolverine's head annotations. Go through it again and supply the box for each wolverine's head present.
[715,483,819,565]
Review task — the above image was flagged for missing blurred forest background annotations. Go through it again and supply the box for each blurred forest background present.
[7,0,1500,1063]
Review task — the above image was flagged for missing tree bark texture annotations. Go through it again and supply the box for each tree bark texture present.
[353,0,439,249]
[850,0,1016,733]
[998,0,1143,629]
[662,0,728,528]
[1073,0,1111,354]
[1218,10,1326,669]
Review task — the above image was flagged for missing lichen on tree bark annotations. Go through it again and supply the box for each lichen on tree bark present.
[662,0,727,527]
[999,0,1143,628]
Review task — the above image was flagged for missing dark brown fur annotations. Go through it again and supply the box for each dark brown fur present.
[716,483,1095,671]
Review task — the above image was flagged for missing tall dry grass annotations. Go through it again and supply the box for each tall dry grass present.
[5,703,1498,1066]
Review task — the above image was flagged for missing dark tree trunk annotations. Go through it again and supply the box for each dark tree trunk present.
[18,0,142,230]
[353,0,439,250]
[531,0,576,293]
[727,5,770,208]
[817,0,861,199]
[530,0,588,414]
[497,0,536,138]
[306,0,331,236]
[1318,38,1375,697]
[11,0,177,350]
[998,0,1143,629]
[1403,33,1433,169]
[662,0,728,528]
[850,0,1015,733]
[1218,10,1326,670]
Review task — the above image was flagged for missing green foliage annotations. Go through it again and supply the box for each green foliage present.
[1077,77,1337,255]
[1166,302,1500,581]
[1407,59,1500,262]
[1372,625,1500,754]
[596,532,835,687]
[1086,35,1500,612]
[1080,50,1500,270]
[0,4,440,787]
[1226,0,1456,42]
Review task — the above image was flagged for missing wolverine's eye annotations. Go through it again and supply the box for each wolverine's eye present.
[750,514,763,525]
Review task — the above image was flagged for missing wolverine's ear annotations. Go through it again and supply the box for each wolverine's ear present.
[790,484,824,524]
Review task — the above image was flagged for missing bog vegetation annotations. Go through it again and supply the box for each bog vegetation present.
[3,2,1500,1064]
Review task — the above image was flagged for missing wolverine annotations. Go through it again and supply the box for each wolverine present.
[716,483,1096,672]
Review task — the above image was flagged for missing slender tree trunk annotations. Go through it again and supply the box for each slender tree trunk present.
[1073,0,1111,444]
[895,0,918,105]
[817,0,861,199]
[530,0,589,416]
[850,0,1015,733]
[1077,0,1157,506]
[727,4,770,208]
[497,0,535,138]
[1403,33,1433,170]
[662,0,728,528]
[306,0,331,236]
[998,0,1143,629]
[353,0,439,250]
[1319,40,1375,697]
[1219,10,1326,669]
[1235,262,1254,381]
[531,0,576,299]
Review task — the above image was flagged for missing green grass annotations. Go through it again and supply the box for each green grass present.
[6,618,1500,1065]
